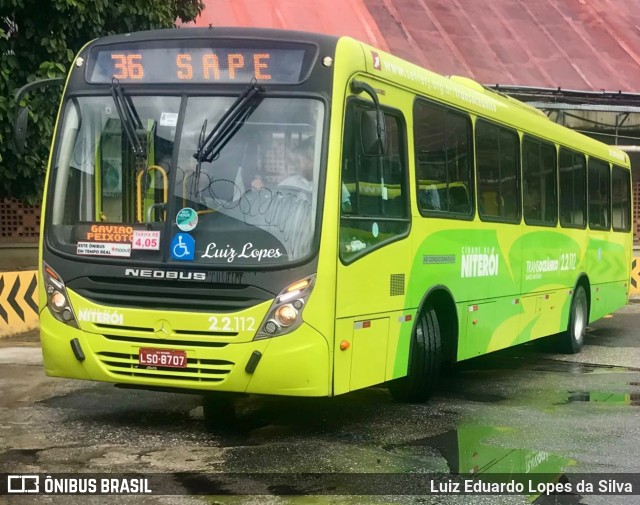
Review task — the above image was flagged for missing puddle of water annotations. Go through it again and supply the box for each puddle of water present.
[562,391,640,406]
[391,425,573,475]
[383,425,580,502]
[456,351,633,375]
[0,448,40,469]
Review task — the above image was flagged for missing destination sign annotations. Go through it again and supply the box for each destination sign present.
[86,41,312,84]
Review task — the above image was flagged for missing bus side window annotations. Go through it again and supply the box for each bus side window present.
[588,158,610,230]
[522,136,557,226]
[413,99,473,218]
[612,165,631,232]
[559,148,586,229]
[339,100,409,262]
[476,120,520,223]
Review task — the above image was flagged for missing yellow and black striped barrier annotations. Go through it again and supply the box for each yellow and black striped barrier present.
[632,256,640,297]
[0,270,39,337]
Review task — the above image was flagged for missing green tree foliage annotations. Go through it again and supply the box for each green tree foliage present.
[0,0,204,202]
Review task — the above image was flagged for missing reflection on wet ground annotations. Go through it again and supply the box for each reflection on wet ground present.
[387,425,573,475]
[562,390,640,406]
[453,346,637,374]
[384,425,585,503]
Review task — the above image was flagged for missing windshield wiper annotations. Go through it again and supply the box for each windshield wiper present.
[190,119,209,199]
[193,81,264,163]
[111,79,144,156]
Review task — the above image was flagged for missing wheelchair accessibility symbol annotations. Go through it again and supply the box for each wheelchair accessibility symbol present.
[171,233,195,261]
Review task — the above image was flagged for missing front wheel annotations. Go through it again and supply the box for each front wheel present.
[559,285,588,354]
[388,303,442,402]
[202,394,236,431]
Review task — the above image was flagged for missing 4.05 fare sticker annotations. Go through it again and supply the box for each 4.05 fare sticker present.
[132,230,160,250]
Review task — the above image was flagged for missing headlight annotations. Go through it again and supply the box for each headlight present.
[254,274,315,339]
[50,291,67,312]
[274,304,298,326]
[43,262,78,327]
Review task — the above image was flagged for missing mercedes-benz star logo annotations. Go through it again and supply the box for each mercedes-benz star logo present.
[154,320,171,338]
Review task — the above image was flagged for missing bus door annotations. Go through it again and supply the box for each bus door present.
[334,99,411,394]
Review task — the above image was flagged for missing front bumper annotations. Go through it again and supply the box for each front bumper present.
[40,304,331,397]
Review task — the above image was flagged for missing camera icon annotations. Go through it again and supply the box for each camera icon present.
[7,475,40,493]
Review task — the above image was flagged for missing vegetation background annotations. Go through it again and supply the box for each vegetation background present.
[0,0,204,202]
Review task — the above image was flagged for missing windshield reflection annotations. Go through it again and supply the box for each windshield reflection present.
[176,97,324,265]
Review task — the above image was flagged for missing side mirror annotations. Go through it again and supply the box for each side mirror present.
[360,109,387,156]
[12,77,65,155]
[13,107,29,154]
[350,79,387,156]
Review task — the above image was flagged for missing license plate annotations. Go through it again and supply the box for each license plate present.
[139,348,187,368]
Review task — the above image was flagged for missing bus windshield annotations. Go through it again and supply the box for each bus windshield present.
[48,94,324,266]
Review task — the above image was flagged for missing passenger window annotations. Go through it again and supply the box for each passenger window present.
[476,120,520,222]
[340,100,409,262]
[559,148,586,228]
[612,165,631,232]
[588,158,610,230]
[413,100,473,217]
[522,136,557,226]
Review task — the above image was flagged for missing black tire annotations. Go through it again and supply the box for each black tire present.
[202,394,236,431]
[388,303,442,402]
[559,285,588,354]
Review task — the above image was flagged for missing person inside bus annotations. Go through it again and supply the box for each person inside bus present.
[420,183,441,211]
[278,140,315,192]
[250,137,352,211]
[524,178,541,220]
[278,140,352,208]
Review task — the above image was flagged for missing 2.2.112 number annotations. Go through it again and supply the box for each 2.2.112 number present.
[208,316,256,332]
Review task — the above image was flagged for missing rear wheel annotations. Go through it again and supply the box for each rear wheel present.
[559,285,588,354]
[388,303,442,402]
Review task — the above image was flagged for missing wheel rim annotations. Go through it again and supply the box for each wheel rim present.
[573,298,586,342]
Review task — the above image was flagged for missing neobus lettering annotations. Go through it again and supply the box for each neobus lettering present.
[124,268,207,280]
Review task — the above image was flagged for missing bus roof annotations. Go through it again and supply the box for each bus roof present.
[342,36,630,167]
[84,26,340,48]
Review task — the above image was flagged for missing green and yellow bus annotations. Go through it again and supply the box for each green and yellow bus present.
[15,27,632,425]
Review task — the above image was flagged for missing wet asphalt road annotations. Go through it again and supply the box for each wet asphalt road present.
[1,303,640,505]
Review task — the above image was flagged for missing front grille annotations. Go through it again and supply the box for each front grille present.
[97,351,234,383]
[95,323,236,346]
[67,276,274,312]
[102,334,229,348]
